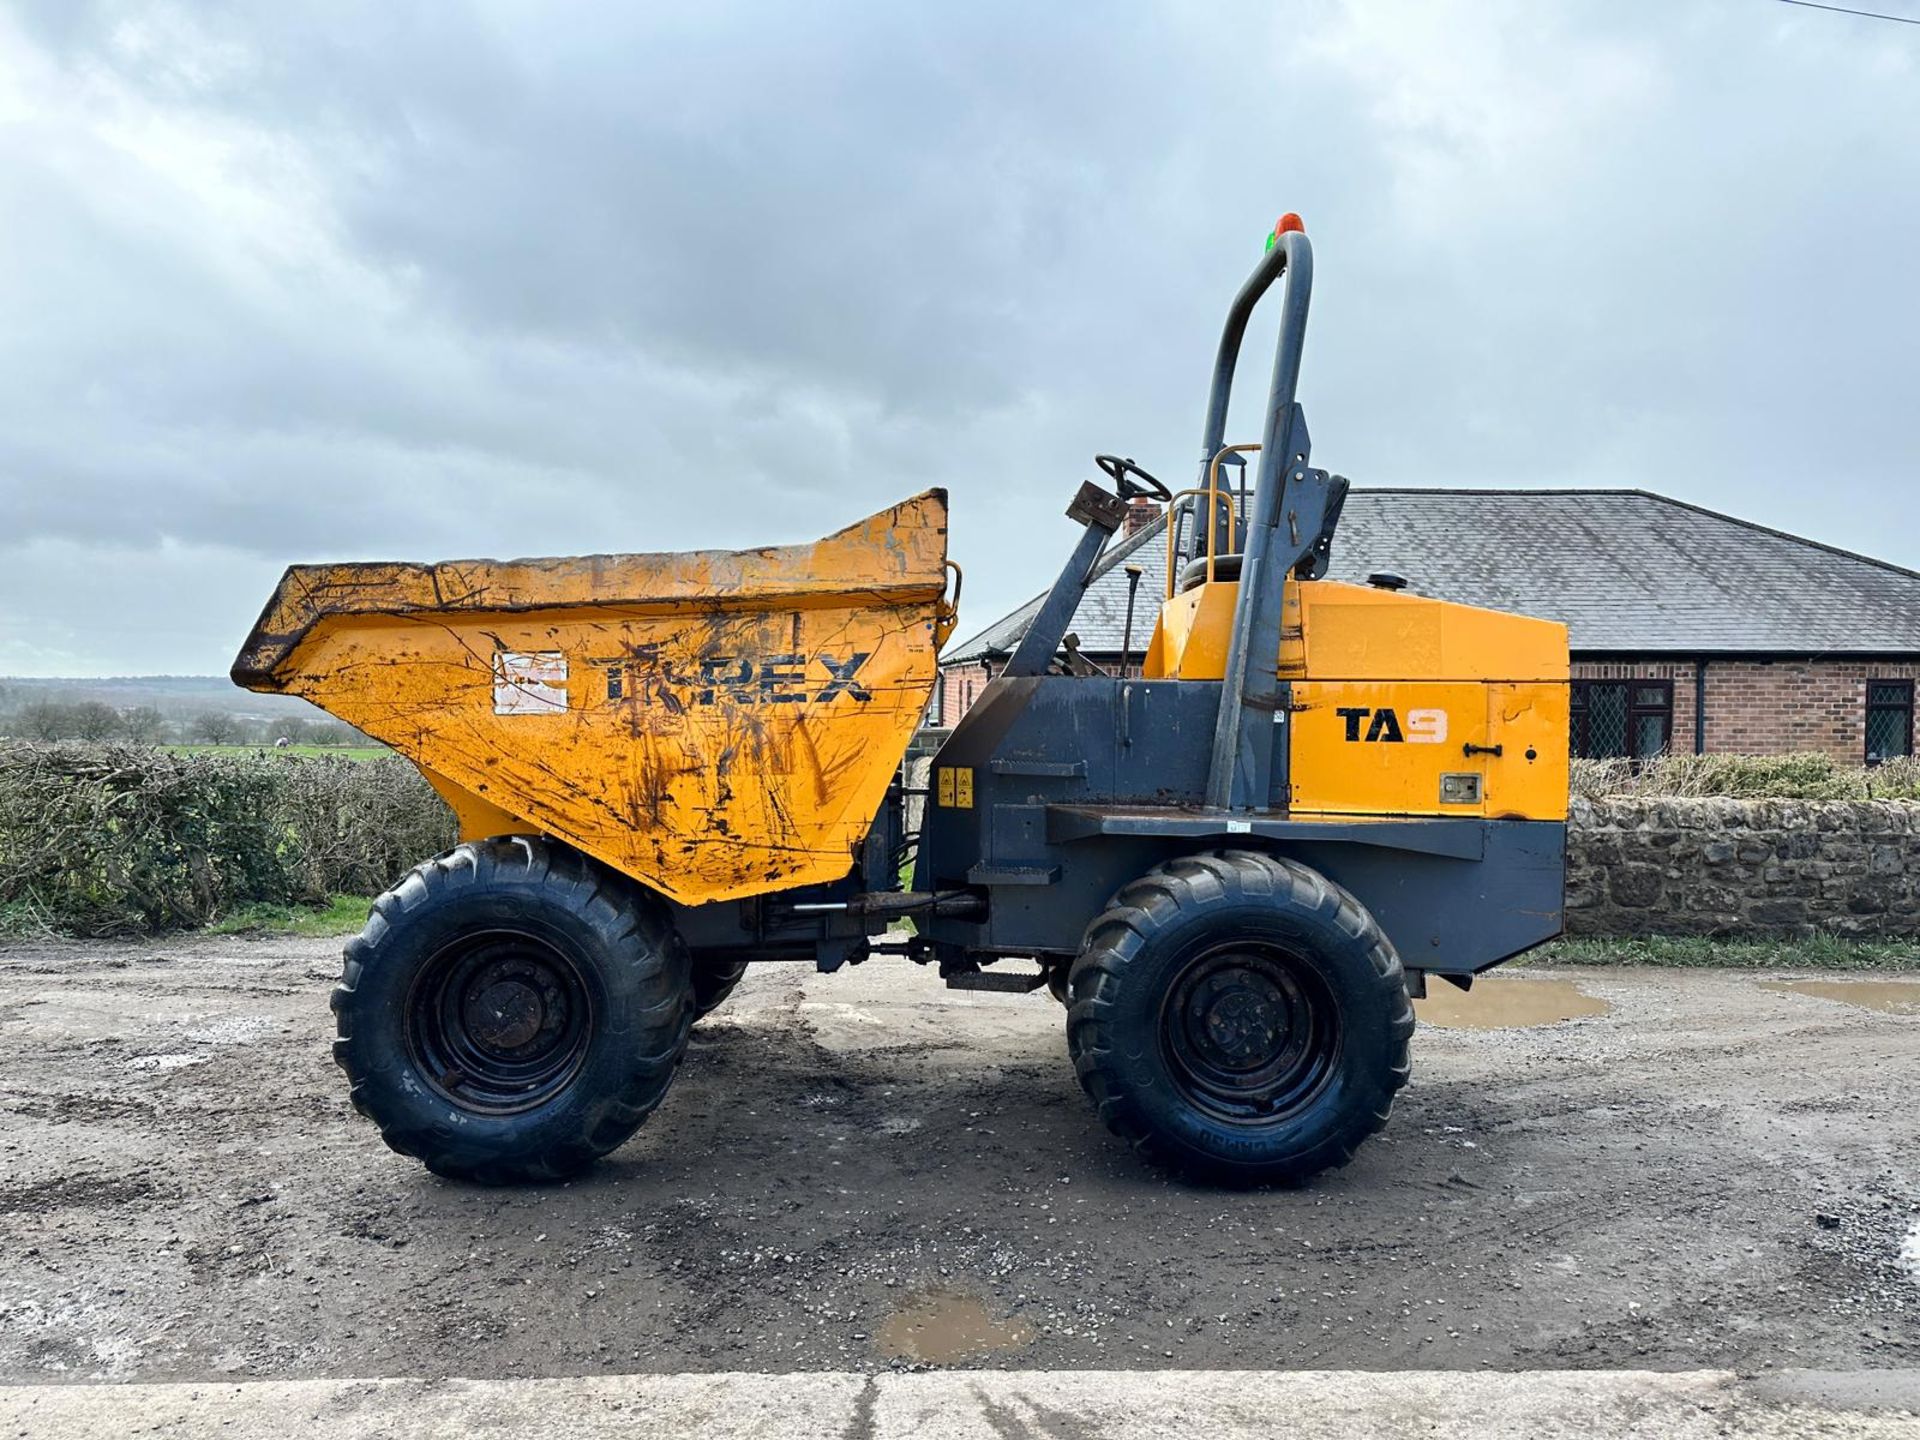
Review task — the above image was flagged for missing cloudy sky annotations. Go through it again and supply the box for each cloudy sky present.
[1,0,1916,677]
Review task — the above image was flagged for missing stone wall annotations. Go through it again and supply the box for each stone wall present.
[1567,796,1920,938]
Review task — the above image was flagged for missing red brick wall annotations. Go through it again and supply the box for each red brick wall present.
[936,663,992,727]
[1699,659,1920,761]
[1571,657,1920,760]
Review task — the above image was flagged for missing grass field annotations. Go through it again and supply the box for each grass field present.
[163,744,388,761]
[208,895,373,937]
[1530,933,1920,971]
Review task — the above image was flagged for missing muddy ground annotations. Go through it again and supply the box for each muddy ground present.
[2,936,1918,1382]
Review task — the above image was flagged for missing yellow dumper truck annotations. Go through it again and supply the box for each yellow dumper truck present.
[235,220,1569,1186]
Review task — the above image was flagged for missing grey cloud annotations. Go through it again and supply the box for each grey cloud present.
[1,0,1916,676]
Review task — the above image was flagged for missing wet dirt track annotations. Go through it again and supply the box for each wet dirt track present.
[2,937,1918,1383]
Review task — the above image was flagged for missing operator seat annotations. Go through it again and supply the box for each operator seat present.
[1177,553,1243,592]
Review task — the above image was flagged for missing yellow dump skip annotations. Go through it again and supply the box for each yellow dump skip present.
[233,491,951,905]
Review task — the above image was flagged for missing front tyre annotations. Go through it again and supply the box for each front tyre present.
[331,837,694,1183]
[1066,850,1413,1185]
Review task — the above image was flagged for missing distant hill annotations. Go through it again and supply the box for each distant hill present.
[0,675,329,725]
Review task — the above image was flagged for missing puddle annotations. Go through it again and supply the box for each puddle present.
[1415,976,1611,1030]
[1762,980,1920,1016]
[874,1289,1034,1364]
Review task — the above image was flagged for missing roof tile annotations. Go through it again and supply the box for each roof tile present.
[945,489,1920,662]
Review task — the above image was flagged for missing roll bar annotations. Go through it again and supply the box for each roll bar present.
[1197,227,1313,477]
[1200,226,1343,811]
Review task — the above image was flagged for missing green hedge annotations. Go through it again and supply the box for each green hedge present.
[0,742,454,937]
[7,740,1915,938]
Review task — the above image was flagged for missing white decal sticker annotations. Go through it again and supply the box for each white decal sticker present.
[1226,819,1253,834]
[493,651,569,715]
[1406,708,1449,744]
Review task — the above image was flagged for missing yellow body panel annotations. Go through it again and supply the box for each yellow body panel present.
[1144,577,1569,821]
[232,492,952,906]
[1279,580,1566,684]
[1288,679,1569,820]
[1141,583,1237,681]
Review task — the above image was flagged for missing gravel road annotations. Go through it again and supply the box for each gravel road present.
[2,935,1918,1382]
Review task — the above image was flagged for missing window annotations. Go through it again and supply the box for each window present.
[1866,680,1914,765]
[1571,680,1672,760]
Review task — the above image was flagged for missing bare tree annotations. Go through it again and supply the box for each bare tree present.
[190,710,238,746]
[120,705,168,744]
[309,721,368,748]
[70,701,122,742]
[18,700,78,741]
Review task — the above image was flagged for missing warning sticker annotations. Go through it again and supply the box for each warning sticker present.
[493,651,569,715]
[936,766,974,809]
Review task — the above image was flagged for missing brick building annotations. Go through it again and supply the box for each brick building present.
[936,490,1920,763]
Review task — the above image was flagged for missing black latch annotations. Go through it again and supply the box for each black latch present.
[1462,742,1503,758]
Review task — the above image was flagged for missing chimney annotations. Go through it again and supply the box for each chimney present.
[1124,499,1159,536]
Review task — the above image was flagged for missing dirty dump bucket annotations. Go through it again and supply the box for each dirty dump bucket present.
[231,490,952,906]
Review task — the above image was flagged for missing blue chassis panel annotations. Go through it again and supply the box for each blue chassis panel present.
[915,675,1565,976]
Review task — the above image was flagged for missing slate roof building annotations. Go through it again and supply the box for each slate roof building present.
[936,490,1920,764]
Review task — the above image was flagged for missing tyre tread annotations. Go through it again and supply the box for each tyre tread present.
[331,837,694,1184]
[1066,848,1413,1185]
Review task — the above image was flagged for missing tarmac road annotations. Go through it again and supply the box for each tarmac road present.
[2,934,1919,1397]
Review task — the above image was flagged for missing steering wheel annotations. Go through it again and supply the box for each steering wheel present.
[1094,454,1172,503]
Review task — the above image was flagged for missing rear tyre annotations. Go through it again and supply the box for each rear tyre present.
[331,837,694,1183]
[691,957,750,1021]
[1066,849,1413,1185]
